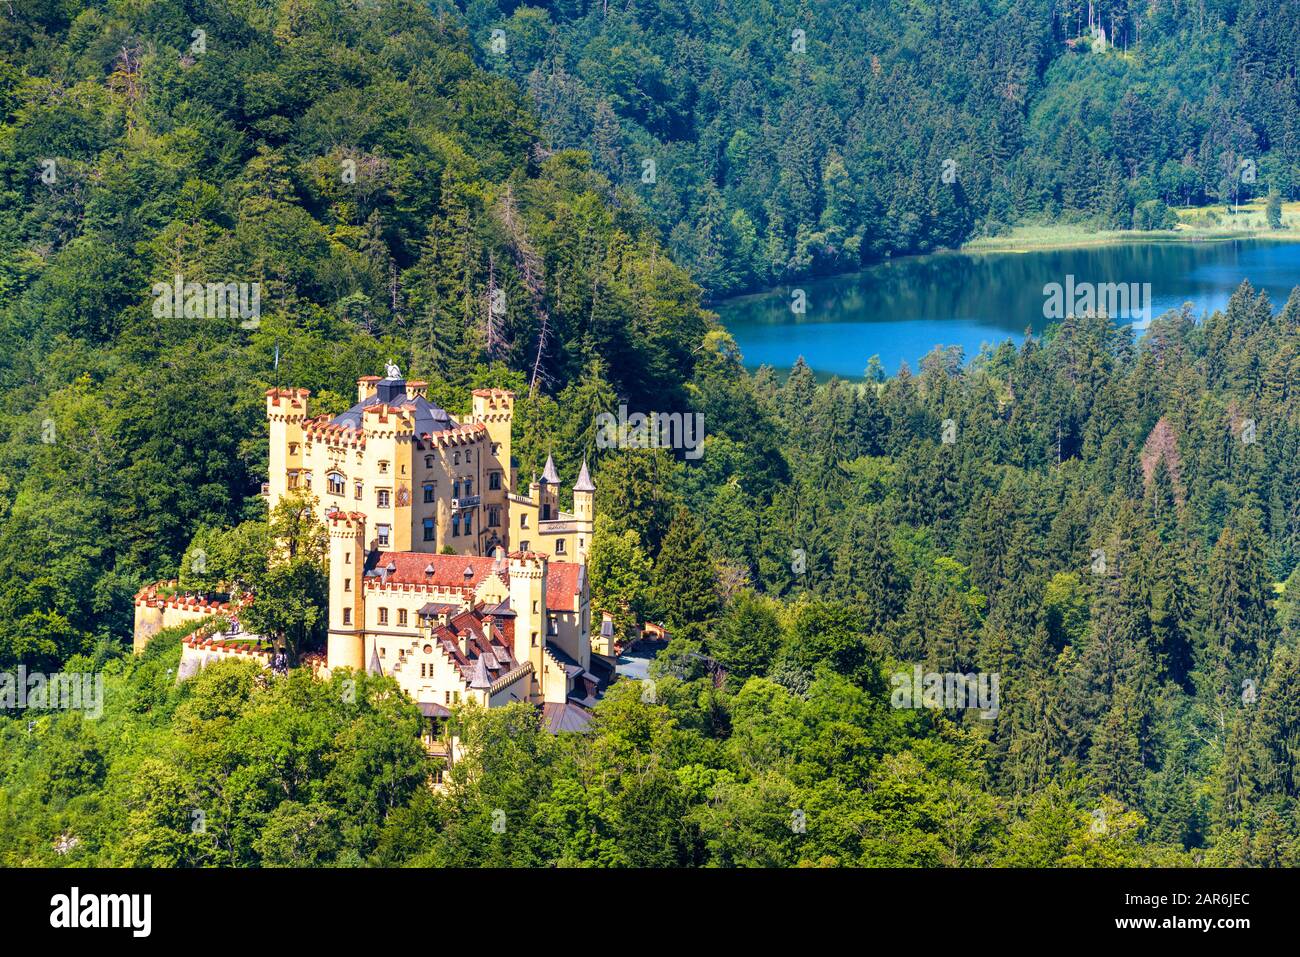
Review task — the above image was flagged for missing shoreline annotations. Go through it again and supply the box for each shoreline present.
[961,224,1296,255]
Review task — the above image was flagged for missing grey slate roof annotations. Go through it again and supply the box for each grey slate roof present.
[541,453,560,485]
[573,458,595,492]
[542,702,594,733]
[329,377,454,436]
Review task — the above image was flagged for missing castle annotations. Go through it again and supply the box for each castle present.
[137,366,613,740]
[264,362,595,562]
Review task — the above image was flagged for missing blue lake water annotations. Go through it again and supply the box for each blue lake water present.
[714,239,1300,378]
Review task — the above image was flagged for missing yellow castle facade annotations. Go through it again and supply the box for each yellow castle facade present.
[264,364,594,563]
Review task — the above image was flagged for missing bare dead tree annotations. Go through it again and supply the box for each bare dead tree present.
[494,186,550,394]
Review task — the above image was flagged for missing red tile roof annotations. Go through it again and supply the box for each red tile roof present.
[364,551,583,612]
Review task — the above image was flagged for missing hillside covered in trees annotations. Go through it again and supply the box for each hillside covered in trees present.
[461,0,1300,295]
[1,1,1300,867]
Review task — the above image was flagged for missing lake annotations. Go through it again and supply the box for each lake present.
[714,239,1300,378]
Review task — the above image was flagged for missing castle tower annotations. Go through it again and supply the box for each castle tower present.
[265,387,311,513]
[572,458,595,564]
[509,552,548,702]
[362,394,415,552]
[327,511,367,673]
[471,388,514,491]
[538,454,560,520]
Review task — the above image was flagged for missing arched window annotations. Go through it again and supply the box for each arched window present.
[327,471,345,496]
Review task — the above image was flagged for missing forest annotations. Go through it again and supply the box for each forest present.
[1,0,1299,867]
[460,0,1300,295]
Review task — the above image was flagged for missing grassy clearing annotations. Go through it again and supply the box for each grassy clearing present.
[963,200,1300,254]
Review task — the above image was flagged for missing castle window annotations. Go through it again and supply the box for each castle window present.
[531,632,538,647]
[532,600,539,614]
[289,443,299,456]
[377,524,390,547]
[345,552,351,564]
[423,484,434,503]
[556,539,566,555]
[287,471,299,489]
[303,471,313,490]
[420,663,426,678]
[465,450,472,462]
[342,608,351,625]
[423,518,435,542]
[401,464,407,475]
[452,514,461,537]
[344,578,351,592]
[453,452,460,465]
[520,540,529,552]
[548,615,557,635]
[452,480,460,499]
[491,443,501,456]
[398,609,408,626]
[445,691,450,704]
[521,515,529,529]
[489,472,501,490]
[378,461,389,474]
[579,537,584,550]
[425,455,434,468]
[327,472,345,496]
[379,608,388,626]
[542,504,551,520]
[377,489,390,508]
[464,512,472,535]
[488,506,501,528]
[355,480,363,500]
[464,479,473,496]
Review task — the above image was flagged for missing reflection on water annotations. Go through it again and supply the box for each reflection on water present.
[715,239,1300,378]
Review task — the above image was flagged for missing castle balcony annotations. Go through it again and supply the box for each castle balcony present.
[451,494,480,510]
